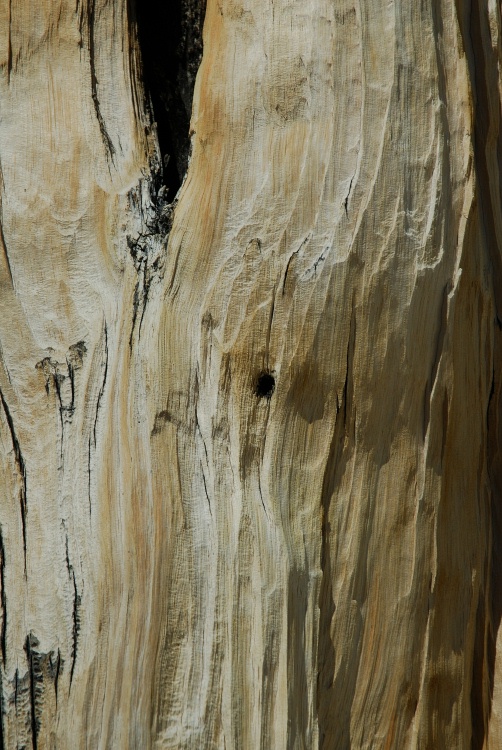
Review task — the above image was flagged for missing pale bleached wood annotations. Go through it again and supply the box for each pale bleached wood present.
[0,1,502,748]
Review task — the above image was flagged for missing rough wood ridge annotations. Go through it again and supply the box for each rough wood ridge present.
[0,0,502,748]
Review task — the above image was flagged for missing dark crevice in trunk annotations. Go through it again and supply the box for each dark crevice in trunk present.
[70,572,81,688]
[22,636,61,749]
[52,649,61,707]
[24,635,40,750]
[64,536,80,690]
[457,0,502,745]
[131,0,207,201]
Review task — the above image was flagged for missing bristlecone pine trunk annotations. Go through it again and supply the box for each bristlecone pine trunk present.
[1,0,502,748]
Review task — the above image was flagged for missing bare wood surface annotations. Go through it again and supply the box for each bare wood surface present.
[0,1,502,748]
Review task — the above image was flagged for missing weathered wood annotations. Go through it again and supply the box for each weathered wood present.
[0,0,502,747]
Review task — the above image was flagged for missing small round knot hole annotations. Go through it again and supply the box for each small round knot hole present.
[255,371,275,399]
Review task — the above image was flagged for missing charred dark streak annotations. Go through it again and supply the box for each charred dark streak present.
[129,249,152,347]
[0,528,6,664]
[93,323,109,446]
[24,634,41,750]
[129,256,145,350]
[64,534,71,580]
[128,179,174,349]
[53,373,66,462]
[306,247,329,278]
[64,539,82,687]
[0,388,27,575]
[70,572,81,687]
[88,0,115,161]
[66,360,75,415]
[52,649,61,707]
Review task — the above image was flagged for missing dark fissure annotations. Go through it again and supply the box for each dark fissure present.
[132,0,207,199]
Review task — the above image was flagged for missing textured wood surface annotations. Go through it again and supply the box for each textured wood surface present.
[1,0,502,747]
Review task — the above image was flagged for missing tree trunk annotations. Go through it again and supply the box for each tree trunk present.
[1,0,502,747]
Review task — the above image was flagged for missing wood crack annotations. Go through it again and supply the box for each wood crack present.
[127,180,171,348]
[0,221,13,287]
[70,572,81,688]
[0,388,27,576]
[93,323,109,446]
[282,235,311,295]
[0,161,12,288]
[52,649,61,708]
[342,302,356,429]
[344,175,354,216]
[64,532,81,690]
[53,372,66,463]
[196,404,212,516]
[88,0,115,161]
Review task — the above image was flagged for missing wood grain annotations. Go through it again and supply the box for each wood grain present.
[0,0,501,747]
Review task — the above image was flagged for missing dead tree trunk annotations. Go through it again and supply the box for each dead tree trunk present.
[1,0,502,747]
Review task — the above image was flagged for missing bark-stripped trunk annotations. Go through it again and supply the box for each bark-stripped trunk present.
[1,0,502,747]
